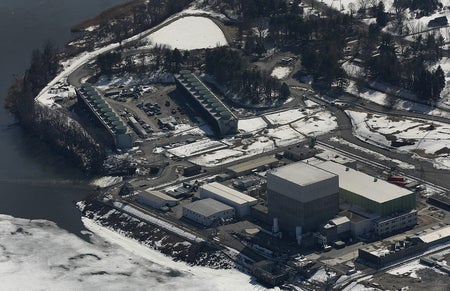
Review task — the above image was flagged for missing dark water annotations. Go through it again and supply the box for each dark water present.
[0,0,127,234]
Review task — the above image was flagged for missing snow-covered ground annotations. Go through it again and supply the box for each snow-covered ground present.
[345,109,450,169]
[111,201,204,242]
[432,57,450,109]
[36,0,229,108]
[144,16,227,50]
[270,66,292,80]
[189,149,244,167]
[238,117,267,133]
[91,176,123,188]
[265,109,308,126]
[308,267,336,283]
[345,81,389,107]
[185,106,336,167]
[329,137,416,170]
[0,214,265,291]
[167,138,226,158]
[386,259,428,278]
[320,0,394,15]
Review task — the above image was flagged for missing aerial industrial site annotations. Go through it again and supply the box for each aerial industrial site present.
[26,0,450,289]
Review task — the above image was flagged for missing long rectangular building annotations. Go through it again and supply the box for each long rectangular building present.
[199,182,257,217]
[315,161,415,216]
[76,83,132,149]
[175,70,238,136]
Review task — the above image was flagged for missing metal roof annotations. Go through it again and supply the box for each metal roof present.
[176,71,236,121]
[138,190,178,204]
[183,198,233,218]
[419,225,450,244]
[227,156,278,175]
[201,182,257,205]
[330,216,350,226]
[77,83,128,136]
[315,161,413,204]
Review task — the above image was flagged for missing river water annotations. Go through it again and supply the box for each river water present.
[0,0,127,235]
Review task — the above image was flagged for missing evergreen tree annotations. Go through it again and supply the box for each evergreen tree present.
[376,1,388,27]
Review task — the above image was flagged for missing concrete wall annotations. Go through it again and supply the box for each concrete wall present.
[340,188,415,216]
[350,218,374,238]
[268,189,339,234]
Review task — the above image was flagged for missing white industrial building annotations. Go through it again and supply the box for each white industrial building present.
[418,225,450,246]
[199,182,257,217]
[135,189,179,209]
[183,198,235,226]
[267,162,340,234]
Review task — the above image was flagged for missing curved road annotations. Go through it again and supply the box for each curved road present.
[66,10,450,191]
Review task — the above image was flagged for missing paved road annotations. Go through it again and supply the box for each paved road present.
[66,7,450,193]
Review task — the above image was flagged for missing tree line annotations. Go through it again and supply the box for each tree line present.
[205,47,290,105]
[5,42,105,173]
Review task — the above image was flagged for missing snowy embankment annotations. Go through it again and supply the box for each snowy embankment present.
[0,214,263,290]
[143,16,227,50]
[91,176,123,188]
[345,109,450,169]
[111,201,204,243]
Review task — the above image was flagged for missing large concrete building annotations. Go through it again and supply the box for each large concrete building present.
[314,161,416,216]
[182,198,235,226]
[76,83,132,149]
[267,162,340,234]
[175,70,238,136]
[199,182,257,217]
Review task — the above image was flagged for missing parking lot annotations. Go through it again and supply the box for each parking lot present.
[104,83,199,141]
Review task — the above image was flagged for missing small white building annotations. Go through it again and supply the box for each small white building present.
[135,189,179,209]
[199,182,257,217]
[183,198,235,226]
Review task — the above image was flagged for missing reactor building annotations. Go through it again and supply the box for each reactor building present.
[266,162,340,236]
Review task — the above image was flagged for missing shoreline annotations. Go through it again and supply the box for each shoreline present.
[78,198,238,269]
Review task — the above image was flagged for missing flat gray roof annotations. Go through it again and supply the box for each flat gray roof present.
[315,161,413,203]
[419,225,450,244]
[138,189,178,203]
[201,182,257,205]
[183,198,233,217]
[269,161,337,186]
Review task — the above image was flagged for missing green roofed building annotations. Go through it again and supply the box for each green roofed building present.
[175,71,238,136]
[76,83,132,149]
